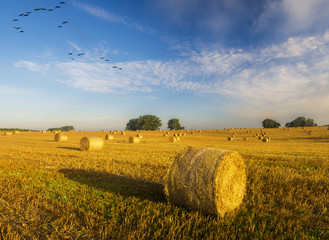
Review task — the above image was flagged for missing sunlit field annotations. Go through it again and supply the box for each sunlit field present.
[0,127,328,239]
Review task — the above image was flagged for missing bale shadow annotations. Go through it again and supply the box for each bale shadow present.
[58,168,167,203]
[57,147,81,151]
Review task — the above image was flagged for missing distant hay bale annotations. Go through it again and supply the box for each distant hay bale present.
[80,137,104,151]
[105,135,114,140]
[262,138,269,142]
[137,134,143,139]
[243,137,248,141]
[169,136,177,142]
[54,133,68,142]
[129,136,140,143]
[121,131,126,135]
[191,132,194,135]
[228,137,233,141]
[13,131,20,134]
[4,132,12,136]
[176,136,181,141]
[165,147,246,216]
[163,134,168,137]
[258,136,263,140]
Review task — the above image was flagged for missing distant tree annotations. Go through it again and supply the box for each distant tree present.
[61,126,75,131]
[285,117,316,127]
[262,119,281,128]
[126,115,162,131]
[48,126,75,132]
[168,118,185,130]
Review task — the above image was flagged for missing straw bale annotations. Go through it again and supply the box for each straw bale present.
[262,138,269,142]
[80,137,104,151]
[13,131,20,134]
[228,137,233,141]
[54,133,68,142]
[129,136,140,143]
[4,132,12,136]
[163,134,168,137]
[165,147,246,216]
[169,136,177,142]
[243,137,248,141]
[137,134,143,139]
[121,131,126,135]
[105,135,114,140]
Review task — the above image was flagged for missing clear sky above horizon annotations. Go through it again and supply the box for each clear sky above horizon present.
[1,0,329,130]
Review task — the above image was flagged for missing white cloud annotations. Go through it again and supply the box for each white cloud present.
[18,31,329,123]
[14,61,49,73]
[255,0,329,35]
[72,1,153,33]
[0,87,36,95]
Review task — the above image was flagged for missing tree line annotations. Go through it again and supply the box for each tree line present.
[262,117,317,128]
[125,115,184,131]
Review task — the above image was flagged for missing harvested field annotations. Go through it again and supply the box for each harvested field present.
[0,127,328,239]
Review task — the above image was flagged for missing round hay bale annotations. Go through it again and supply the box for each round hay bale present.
[176,136,181,141]
[13,131,20,134]
[105,135,114,140]
[163,134,168,137]
[4,132,12,136]
[191,132,194,135]
[228,137,233,141]
[129,136,140,143]
[121,131,126,136]
[262,138,269,142]
[54,133,68,142]
[169,136,177,142]
[80,137,104,151]
[165,147,246,216]
[243,137,248,141]
[137,134,143,139]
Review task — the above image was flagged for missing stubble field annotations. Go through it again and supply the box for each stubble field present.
[0,127,328,239]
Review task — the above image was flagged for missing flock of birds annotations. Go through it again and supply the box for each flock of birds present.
[12,1,123,70]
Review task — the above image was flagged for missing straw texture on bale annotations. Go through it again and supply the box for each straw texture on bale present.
[169,136,177,142]
[80,137,104,151]
[128,136,140,143]
[165,147,246,216]
[105,135,114,140]
[54,133,68,142]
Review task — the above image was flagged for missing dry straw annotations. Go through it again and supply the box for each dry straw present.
[128,136,140,143]
[165,147,246,216]
[80,137,104,151]
[54,133,68,142]
[4,132,12,136]
[169,136,177,142]
[137,134,143,139]
[105,135,114,140]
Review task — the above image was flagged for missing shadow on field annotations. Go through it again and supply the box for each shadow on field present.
[58,168,167,203]
[57,147,81,151]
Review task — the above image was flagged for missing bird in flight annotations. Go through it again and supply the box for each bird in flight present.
[40,8,46,11]
[62,21,68,24]
[19,30,24,33]
[34,8,41,11]
[60,2,66,4]
[26,11,31,14]
[55,6,61,9]
[58,25,62,28]
[19,14,24,16]
[68,53,73,55]
[13,19,19,21]
[14,27,21,29]
[47,9,54,12]
[77,53,85,56]
[104,59,109,62]
[112,66,118,68]
[118,67,122,70]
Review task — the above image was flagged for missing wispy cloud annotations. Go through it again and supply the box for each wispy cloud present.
[14,61,49,73]
[17,31,329,123]
[0,86,36,95]
[72,1,154,33]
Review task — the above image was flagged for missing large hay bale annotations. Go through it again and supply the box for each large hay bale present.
[54,133,68,142]
[80,137,104,151]
[165,147,246,216]
[262,138,269,142]
[105,135,114,140]
[137,134,143,139]
[4,132,12,136]
[129,136,140,143]
[228,137,233,141]
[13,131,20,134]
[169,136,177,142]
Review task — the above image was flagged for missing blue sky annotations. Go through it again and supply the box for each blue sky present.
[1,0,329,130]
